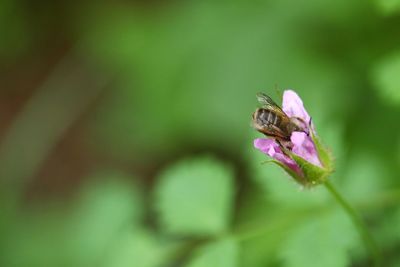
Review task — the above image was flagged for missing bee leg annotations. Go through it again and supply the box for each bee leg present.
[276,139,292,152]
[276,140,287,155]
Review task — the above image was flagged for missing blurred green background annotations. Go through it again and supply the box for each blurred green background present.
[1,1,400,266]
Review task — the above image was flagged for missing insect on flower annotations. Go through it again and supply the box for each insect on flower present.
[252,92,309,149]
[251,90,333,187]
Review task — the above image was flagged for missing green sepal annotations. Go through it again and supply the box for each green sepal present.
[263,159,307,186]
[288,152,332,187]
[310,129,334,171]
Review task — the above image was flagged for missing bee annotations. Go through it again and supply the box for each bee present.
[252,92,308,144]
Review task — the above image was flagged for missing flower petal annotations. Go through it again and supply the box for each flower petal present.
[290,132,322,167]
[282,90,311,123]
[254,138,301,174]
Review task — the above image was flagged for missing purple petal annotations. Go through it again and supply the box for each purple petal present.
[254,138,301,175]
[282,90,311,124]
[290,132,322,167]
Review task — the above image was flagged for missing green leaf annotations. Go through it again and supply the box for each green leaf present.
[375,207,400,249]
[341,153,386,203]
[280,209,359,267]
[371,51,400,106]
[103,228,164,267]
[0,170,143,267]
[393,259,400,267]
[239,208,307,267]
[65,171,144,266]
[185,238,239,267]
[374,0,400,15]
[76,170,144,226]
[154,156,235,236]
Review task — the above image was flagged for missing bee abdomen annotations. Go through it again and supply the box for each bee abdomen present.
[258,109,281,127]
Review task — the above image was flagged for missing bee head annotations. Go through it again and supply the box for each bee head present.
[288,117,309,135]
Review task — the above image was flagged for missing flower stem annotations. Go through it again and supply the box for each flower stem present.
[324,180,382,267]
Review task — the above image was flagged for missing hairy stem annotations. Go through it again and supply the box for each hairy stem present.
[324,180,382,267]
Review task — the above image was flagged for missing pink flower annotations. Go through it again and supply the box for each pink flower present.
[253,90,332,186]
[254,138,302,174]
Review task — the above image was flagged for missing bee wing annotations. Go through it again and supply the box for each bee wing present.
[252,118,289,139]
[256,92,287,117]
[263,124,289,139]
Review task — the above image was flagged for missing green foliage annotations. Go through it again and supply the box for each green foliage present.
[103,229,164,267]
[280,210,359,267]
[372,51,400,106]
[376,207,400,247]
[154,156,235,236]
[2,0,400,266]
[341,153,387,203]
[374,0,400,15]
[0,0,32,63]
[66,172,144,266]
[0,171,143,267]
[78,0,350,162]
[185,238,239,267]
